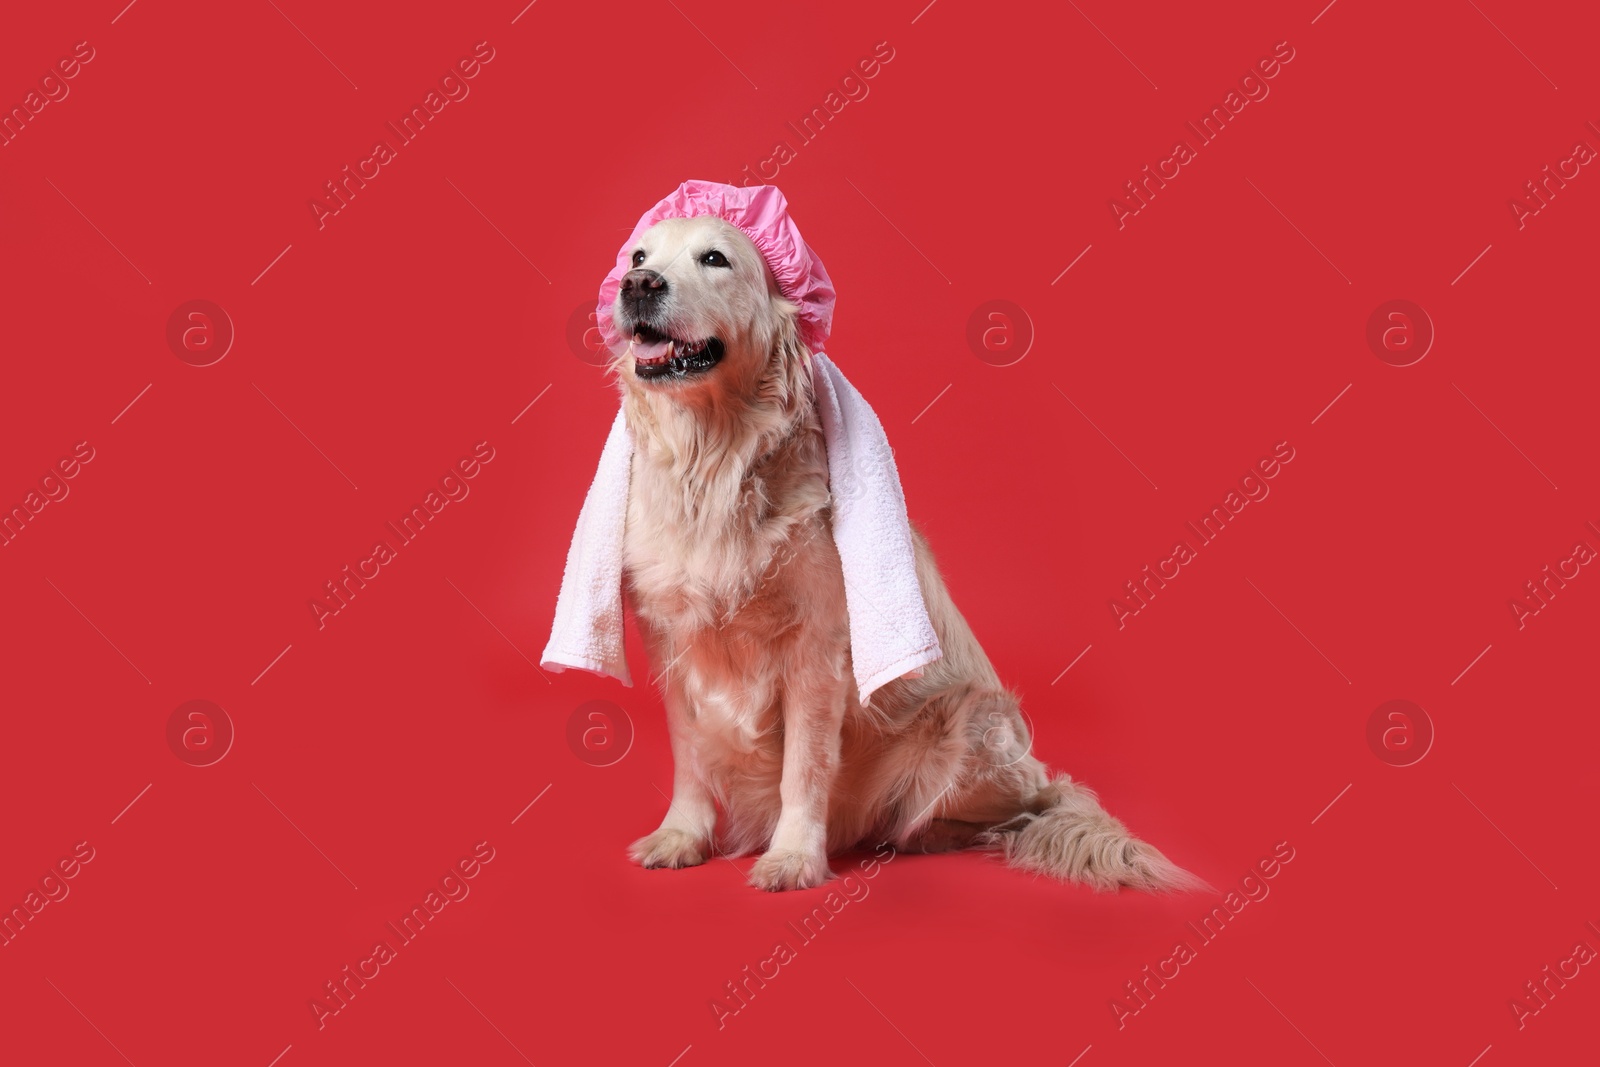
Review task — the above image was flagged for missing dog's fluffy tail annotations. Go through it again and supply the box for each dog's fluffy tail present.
[978,775,1207,893]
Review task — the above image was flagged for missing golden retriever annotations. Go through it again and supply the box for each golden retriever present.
[612,214,1199,893]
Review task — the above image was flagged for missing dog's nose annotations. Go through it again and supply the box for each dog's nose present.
[620,268,667,312]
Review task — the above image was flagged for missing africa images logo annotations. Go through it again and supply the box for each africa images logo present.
[308,442,496,629]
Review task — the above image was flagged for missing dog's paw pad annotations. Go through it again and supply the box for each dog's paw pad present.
[748,848,831,891]
[629,828,709,869]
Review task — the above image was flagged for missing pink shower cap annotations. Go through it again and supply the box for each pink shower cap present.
[595,180,837,352]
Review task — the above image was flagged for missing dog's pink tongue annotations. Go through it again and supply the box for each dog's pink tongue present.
[630,335,673,365]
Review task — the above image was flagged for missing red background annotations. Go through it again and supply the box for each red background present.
[2,1,1596,1064]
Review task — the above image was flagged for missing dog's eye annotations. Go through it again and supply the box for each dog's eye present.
[699,250,730,268]
[631,249,646,267]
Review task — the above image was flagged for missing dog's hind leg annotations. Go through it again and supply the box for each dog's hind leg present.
[906,818,988,853]
[915,687,1205,893]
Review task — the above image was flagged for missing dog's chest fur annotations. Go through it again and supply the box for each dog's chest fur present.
[621,401,845,754]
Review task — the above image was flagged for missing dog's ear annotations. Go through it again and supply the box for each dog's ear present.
[765,296,814,408]
[769,296,809,369]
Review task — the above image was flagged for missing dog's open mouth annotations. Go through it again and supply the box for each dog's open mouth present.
[628,323,724,381]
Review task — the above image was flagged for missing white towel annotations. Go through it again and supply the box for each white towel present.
[540,352,942,705]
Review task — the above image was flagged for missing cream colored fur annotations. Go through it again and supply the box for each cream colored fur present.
[613,216,1200,893]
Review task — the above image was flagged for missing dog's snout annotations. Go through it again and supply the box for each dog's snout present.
[620,268,667,314]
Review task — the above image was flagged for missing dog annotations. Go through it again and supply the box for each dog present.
[611,213,1200,893]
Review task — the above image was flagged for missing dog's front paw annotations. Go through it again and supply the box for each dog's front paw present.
[748,848,832,891]
[630,828,709,869]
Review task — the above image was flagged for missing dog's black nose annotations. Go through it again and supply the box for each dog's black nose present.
[620,269,667,314]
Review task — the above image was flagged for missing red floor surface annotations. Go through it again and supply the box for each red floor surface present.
[2,2,1597,1065]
